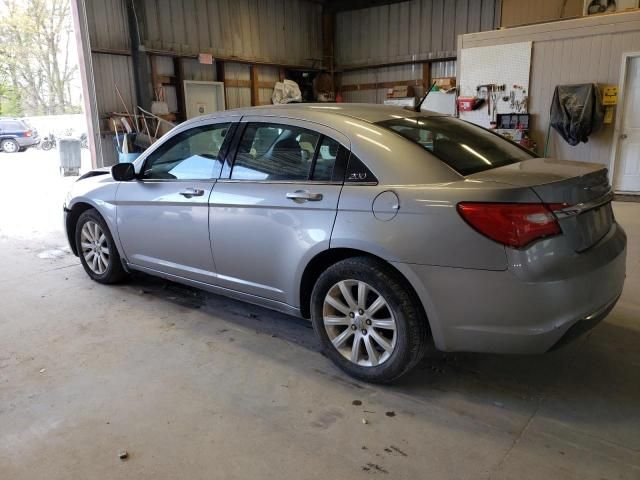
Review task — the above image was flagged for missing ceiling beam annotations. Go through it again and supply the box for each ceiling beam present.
[323,0,407,13]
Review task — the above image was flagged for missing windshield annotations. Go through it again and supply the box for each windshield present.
[376,116,536,176]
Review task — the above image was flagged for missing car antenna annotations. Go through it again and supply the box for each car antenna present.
[405,81,436,113]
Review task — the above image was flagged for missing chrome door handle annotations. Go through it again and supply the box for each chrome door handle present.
[179,188,205,198]
[286,190,323,202]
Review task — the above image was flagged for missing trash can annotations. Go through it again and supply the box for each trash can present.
[114,133,142,163]
[58,137,81,176]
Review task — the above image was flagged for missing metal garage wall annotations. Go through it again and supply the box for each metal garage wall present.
[142,0,322,66]
[460,11,640,170]
[341,64,424,103]
[335,0,500,67]
[341,59,457,103]
[86,0,129,50]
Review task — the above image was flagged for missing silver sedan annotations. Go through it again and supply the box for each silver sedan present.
[64,104,626,383]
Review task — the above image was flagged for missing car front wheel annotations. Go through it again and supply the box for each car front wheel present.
[311,257,429,383]
[75,209,127,284]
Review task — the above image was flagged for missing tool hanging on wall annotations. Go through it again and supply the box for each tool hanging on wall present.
[476,84,506,121]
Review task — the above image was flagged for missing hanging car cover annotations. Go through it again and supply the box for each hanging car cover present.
[549,83,604,146]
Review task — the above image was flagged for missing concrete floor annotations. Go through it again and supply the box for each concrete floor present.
[1,152,639,480]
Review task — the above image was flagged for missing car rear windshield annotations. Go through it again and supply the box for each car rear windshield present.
[376,116,536,176]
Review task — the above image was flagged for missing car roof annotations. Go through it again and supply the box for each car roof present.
[185,103,446,126]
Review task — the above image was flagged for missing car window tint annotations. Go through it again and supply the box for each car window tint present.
[1,121,24,130]
[376,116,536,176]
[231,123,320,181]
[143,123,230,180]
[312,136,340,181]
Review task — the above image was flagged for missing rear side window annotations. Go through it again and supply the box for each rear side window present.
[1,121,25,131]
[231,123,330,181]
[312,136,340,181]
[376,116,536,176]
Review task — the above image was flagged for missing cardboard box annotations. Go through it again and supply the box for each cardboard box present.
[389,85,414,98]
[434,77,456,90]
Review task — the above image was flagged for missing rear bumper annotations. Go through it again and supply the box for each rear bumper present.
[16,136,40,147]
[393,222,627,354]
[548,293,619,351]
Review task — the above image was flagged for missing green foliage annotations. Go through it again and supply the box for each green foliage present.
[0,0,81,116]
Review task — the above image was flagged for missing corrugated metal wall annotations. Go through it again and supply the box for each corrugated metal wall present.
[340,59,458,103]
[460,11,640,171]
[338,0,497,104]
[335,0,500,67]
[142,0,322,66]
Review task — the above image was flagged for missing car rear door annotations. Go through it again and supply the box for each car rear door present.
[116,119,236,284]
[209,116,349,306]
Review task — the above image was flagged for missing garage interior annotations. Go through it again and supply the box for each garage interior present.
[1,0,640,479]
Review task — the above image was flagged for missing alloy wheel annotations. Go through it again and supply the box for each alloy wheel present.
[80,221,110,275]
[323,280,397,367]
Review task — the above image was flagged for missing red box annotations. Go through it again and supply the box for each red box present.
[457,97,476,111]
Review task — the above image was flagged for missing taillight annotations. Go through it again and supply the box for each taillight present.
[24,130,32,137]
[457,202,565,248]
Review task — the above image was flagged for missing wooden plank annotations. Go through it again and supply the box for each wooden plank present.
[422,62,431,92]
[322,12,335,70]
[215,60,228,108]
[340,56,456,72]
[224,78,274,89]
[461,10,640,48]
[250,65,260,106]
[341,78,424,92]
[150,55,159,100]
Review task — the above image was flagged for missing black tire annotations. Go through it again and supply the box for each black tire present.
[310,256,429,383]
[75,209,127,284]
[41,140,53,151]
[1,139,19,153]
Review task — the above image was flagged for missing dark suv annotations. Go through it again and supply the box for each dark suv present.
[0,118,40,153]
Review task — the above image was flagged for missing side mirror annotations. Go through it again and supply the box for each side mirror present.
[111,162,136,181]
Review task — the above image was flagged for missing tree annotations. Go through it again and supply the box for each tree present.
[0,0,81,115]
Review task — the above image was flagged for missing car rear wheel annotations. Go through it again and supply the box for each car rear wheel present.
[311,256,429,383]
[75,209,127,284]
[1,139,19,153]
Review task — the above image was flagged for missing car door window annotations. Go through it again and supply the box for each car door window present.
[143,123,231,180]
[312,136,341,181]
[231,123,320,181]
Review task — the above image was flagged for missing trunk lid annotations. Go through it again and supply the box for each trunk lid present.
[468,158,613,251]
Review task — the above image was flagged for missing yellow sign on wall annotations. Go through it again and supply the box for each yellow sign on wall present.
[603,86,618,106]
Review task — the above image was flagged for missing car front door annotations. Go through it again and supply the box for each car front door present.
[116,120,236,284]
[209,116,349,307]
